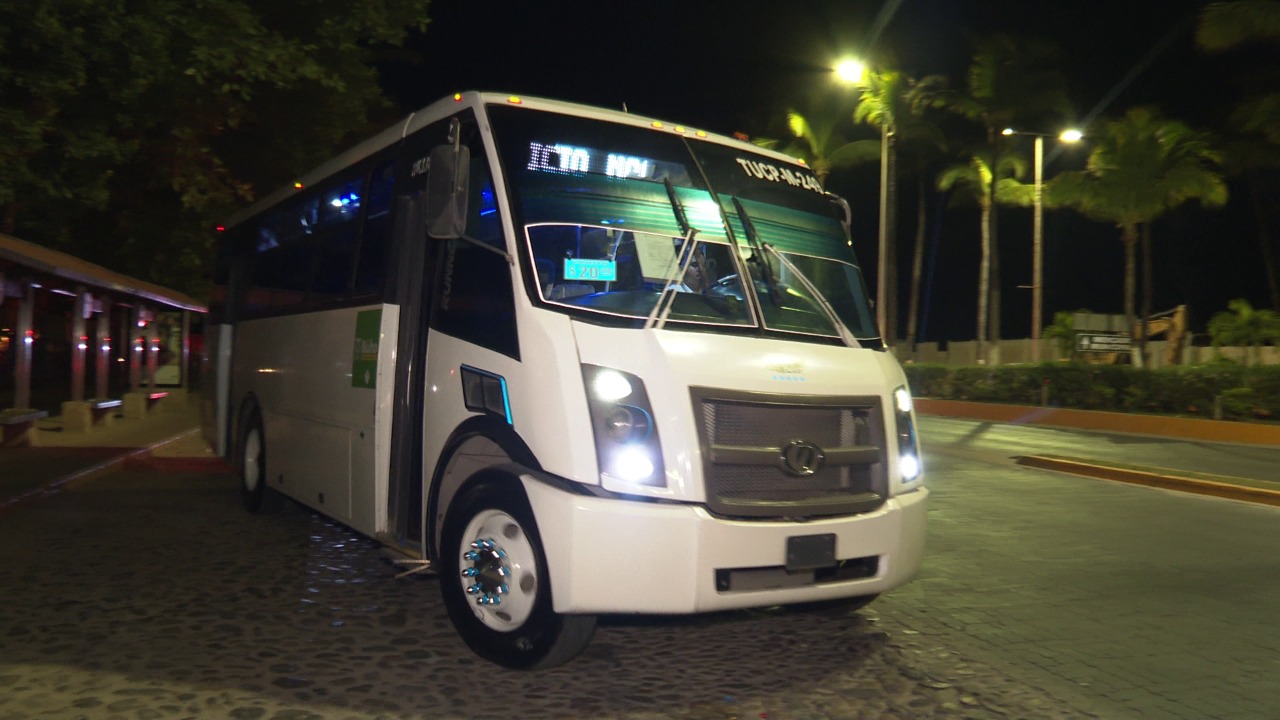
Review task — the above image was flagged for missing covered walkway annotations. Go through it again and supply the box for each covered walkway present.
[0,233,206,444]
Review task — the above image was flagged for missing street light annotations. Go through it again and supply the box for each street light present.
[835,58,866,84]
[834,57,891,346]
[1002,127,1082,362]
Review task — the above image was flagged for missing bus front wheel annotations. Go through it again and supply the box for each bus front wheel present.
[439,474,595,670]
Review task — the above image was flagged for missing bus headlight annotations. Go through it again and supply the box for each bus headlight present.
[894,386,922,483]
[582,365,665,486]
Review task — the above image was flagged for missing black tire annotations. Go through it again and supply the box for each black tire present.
[239,411,281,514]
[439,473,596,670]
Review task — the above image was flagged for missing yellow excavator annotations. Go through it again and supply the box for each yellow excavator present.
[1081,305,1188,365]
[1136,305,1189,366]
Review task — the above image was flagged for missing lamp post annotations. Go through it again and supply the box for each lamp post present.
[1002,127,1082,362]
[835,57,891,345]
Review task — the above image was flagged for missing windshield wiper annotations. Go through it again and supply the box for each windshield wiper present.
[644,227,700,330]
[664,178,692,235]
[731,197,782,306]
[762,244,860,348]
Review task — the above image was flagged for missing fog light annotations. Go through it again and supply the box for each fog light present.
[610,445,655,482]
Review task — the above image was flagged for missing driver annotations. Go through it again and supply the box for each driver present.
[670,245,709,293]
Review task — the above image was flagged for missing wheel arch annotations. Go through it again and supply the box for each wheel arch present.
[425,416,540,561]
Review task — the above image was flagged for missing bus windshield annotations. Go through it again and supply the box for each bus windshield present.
[488,104,879,343]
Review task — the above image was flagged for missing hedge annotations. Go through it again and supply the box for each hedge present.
[902,360,1280,422]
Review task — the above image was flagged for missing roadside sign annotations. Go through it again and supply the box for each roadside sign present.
[1076,333,1131,352]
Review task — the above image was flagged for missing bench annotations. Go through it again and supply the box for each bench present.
[59,399,122,432]
[123,390,170,419]
[1,408,50,446]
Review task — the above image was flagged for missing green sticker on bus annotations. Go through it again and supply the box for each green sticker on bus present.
[352,309,381,388]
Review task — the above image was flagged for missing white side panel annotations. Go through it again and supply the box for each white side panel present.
[209,323,234,457]
[271,414,352,517]
[372,305,399,535]
[230,305,384,535]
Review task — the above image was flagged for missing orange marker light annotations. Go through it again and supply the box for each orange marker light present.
[508,96,523,104]
[454,93,463,102]
[294,182,303,189]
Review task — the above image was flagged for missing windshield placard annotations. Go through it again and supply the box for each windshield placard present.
[563,258,617,282]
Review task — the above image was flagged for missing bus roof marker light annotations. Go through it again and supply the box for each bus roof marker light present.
[454,93,463,102]
[508,96,523,104]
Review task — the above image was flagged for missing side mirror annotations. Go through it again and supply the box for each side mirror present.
[425,143,470,239]
[826,192,852,236]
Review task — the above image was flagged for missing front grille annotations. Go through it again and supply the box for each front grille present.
[693,389,888,519]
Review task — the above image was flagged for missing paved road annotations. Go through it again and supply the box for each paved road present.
[877,417,1280,719]
[0,459,1087,720]
[1,420,1278,719]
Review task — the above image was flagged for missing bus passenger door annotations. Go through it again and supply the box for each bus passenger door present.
[386,190,432,546]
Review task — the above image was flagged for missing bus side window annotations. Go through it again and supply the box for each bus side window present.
[432,140,519,360]
[245,204,309,313]
[354,161,396,298]
[310,174,367,301]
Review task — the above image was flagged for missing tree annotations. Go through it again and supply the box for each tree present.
[936,151,1028,359]
[1208,298,1280,364]
[850,68,947,349]
[0,0,431,294]
[1197,0,1280,311]
[928,34,1073,357]
[768,109,874,186]
[1049,107,1229,360]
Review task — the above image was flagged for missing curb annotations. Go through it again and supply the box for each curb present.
[0,428,205,514]
[1015,455,1280,507]
[915,398,1280,447]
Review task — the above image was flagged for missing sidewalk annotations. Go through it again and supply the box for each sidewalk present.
[0,396,225,510]
[916,398,1280,507]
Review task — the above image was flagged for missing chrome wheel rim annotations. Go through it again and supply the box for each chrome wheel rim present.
[458,509,538,631]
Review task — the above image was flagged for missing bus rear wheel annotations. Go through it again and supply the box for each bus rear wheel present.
[439,474,595,670]
[239,412,281,514]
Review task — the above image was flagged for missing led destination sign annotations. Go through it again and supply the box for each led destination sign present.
[526,141,823,194]
[527,142,654,180]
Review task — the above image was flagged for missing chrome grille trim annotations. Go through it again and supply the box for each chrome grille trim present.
[691,388,888,519]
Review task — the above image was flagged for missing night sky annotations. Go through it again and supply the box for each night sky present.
[379,0,1264,343]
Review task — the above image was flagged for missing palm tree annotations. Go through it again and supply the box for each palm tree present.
[1049,107,1228,360]
[1197,0,1280,311]
[937,151,1028,358]
[758,108,873,186]
[1208,298,1280,365]
[929,34,1072,356]
[850,68,948,350]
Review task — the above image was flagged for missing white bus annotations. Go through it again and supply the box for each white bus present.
[204,92,927,670]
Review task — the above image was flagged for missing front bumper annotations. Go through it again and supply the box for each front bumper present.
[521,474,928,614]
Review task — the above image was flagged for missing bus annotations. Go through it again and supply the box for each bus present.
[204,91,927,670]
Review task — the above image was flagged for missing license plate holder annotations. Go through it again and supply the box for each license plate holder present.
[786,533,836,572]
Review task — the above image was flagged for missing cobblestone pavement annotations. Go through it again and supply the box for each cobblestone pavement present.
[0,467,1101,720]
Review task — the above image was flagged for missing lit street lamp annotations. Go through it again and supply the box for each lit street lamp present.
[1002,127,1082,362]
[834,57,891,345]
